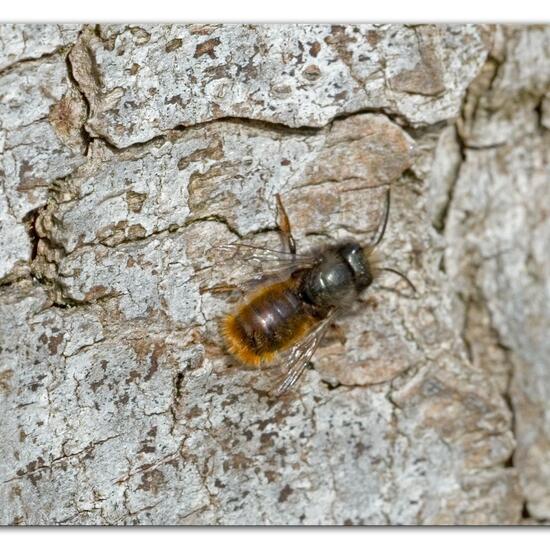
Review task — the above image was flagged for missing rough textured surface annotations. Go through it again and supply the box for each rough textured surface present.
[0,23,548,525]
[0,40,87,282]
[445,26,550,521]
[0,24,81,71]
[71,24,489,147]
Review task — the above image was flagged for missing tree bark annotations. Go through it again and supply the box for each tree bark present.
[1,24,549,525]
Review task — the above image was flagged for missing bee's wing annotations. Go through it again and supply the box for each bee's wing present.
[271,315,333,397]
[213,242,317,273]
[203,243,317,297]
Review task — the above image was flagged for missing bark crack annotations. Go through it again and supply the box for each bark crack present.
[0,45,71,78]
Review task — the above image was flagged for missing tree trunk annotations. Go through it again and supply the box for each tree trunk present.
[1,24,549,525]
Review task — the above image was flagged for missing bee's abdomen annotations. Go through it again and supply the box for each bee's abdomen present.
[223,282,315,366]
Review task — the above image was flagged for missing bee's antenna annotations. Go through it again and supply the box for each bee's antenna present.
[379,267,416,294]
[371,188,391,248]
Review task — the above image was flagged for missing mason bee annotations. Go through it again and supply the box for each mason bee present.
[213,189,415,396]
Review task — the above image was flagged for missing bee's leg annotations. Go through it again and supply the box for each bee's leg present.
[328,322,347,346]
[275,193,297,256]
[200,273,270,296]
[200,283,244,295]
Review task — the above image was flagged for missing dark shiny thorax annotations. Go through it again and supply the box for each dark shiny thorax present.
[300,240,373,309]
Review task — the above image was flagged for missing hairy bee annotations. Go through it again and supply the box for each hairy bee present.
[214,189,414,396]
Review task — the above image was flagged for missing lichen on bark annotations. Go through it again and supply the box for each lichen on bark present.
[1,23,548,525]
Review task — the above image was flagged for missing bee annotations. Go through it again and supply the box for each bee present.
[212,189,415,396]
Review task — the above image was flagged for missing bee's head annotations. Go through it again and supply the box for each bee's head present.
[338,240,375,293]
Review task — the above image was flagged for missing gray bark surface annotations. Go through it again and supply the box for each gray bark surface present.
[0,24,548,525]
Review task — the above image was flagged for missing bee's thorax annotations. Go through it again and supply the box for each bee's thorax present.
[301,240,374,308]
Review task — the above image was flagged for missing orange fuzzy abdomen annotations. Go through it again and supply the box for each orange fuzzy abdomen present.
[223,281,317,366]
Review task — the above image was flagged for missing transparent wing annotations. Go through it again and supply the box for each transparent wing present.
[271,315,334,397]
[214,242,317,273]
[203,242,317,297]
